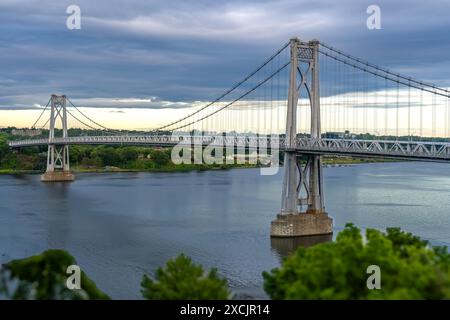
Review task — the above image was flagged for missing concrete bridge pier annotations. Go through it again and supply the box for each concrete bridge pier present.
[271,154,332,237]
[271,38,332,237]
[41,95,74,182]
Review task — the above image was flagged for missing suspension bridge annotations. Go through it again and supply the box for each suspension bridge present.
[8,38,450,237]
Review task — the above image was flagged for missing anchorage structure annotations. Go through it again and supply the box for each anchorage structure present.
[271,38,333,237]
[41,95,74,182]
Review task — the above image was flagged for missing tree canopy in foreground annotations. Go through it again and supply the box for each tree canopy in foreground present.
[263,223,450,299]
[141,254,230,300]
[0,249,109,300]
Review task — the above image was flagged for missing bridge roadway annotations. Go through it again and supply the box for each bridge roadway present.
[8,135,450,162]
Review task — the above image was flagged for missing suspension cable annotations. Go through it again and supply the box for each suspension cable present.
[66,98,124,134]
[319,41,450,95]
[66,108,101,131]
[152,41,290,132]
[318,48,450,99]
[167,61,290,132]
[31,98,51,128]
[40,117,50,129]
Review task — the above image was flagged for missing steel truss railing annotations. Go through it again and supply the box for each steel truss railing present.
[8,136,450,162]
[295,138,450,161]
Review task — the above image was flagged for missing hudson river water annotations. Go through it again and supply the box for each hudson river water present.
[1,162,449,298]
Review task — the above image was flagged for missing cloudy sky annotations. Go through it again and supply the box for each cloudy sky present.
[1,0,450,129]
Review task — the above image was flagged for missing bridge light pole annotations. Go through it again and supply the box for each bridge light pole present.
[41,94,75,182]
[271,38,332,237]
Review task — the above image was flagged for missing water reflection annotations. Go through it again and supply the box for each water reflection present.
[271,234,333,259]
[1,162,450,298]
[43,182,72,248]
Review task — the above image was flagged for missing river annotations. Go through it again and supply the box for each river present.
[1,162,449,299]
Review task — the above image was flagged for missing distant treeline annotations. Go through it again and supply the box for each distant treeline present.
[0,129,251,172]
[3,126,450,142]
[2,127,449,172]
[0,129,173,171]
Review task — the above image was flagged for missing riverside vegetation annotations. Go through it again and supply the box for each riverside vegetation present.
[0,130,257,174]
[1,225,448,300]
[1,128,391,175]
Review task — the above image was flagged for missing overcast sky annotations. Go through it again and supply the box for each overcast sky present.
[1,0,450,128]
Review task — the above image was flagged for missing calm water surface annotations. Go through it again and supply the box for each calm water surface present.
[1,162,450,298]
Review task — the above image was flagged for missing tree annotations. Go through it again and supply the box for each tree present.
[118,146,138,163]
[151,149,170,166]
[0,250,109,300]
[0,133,9,159]
[141,254,230,300]
[263,224,450,300]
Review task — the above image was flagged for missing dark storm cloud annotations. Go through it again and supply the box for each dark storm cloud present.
[0,0,449,110]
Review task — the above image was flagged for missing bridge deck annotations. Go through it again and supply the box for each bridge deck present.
[8,135,450,162]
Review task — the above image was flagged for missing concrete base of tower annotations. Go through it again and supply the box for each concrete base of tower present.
[270,233,333,258]
[41,171,75,182]
[270,212,333,237]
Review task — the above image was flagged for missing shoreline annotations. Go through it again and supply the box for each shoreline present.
[0,164,259,176]
[0,158,401,176]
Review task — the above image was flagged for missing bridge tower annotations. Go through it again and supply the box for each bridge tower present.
[271,38,333,237]
[41,94,75,182]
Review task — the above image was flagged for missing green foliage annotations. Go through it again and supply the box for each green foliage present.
[0,129,257,172]
[69,144,173,169]
[263,224,450,300]
[150,149,170,166]
[141,254,230,300]
[0,132,44,170]
[119,146,139,163]
[0,250,109,300]
[0,133,9,159]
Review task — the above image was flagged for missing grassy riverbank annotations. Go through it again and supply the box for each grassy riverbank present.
[71,163,258,173]
[0,169,41,175]
[0,129,399,175]
[322,156,397,165]
[0,157,397,175]
[0,163,259,175]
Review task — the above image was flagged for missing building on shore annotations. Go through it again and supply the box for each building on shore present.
[11,128,42,137]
